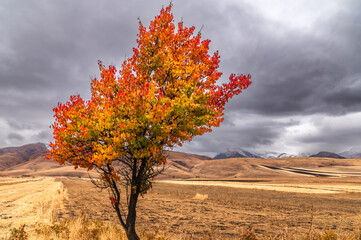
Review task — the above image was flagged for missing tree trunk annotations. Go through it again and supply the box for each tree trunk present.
[114,196,140,240]
[109,179,140,240]
[126,226,140,240]
[125,188,140,240]
[125,211,139,239]
[126,203,139,240]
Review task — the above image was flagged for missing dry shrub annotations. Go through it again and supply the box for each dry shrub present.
[320,230,337,240]
[37,182,69,224]
[9,225,28,240]
[140,226,170,240]
[240,225,257,240]
[30,214,125,240]
[193,193,208,200]
[302,229,361,240]
[9,222,361,240]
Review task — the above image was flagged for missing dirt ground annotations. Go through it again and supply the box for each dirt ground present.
[56,177,361,239]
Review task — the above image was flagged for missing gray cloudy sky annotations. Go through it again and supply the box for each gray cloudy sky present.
[0,0,360,156]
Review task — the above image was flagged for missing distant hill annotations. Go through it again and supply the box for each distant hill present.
[0,143,93,177]
[0,143,47,170]
[164,156,361,178]
[2,143,361,179]
[259,152,297,158]
[214,150,261,159]
[159,151,214,179]
[310,151,345,159]
[0,143,214,178]
[214,149,300,159]
[214,151,246,159]
[339,148,361,158]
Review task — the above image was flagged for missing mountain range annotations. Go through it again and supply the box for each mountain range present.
[0,143,215,179]
[339,148,361,158]
[1,143,361,179]
[310,151,345,159]
[214,148,361,159]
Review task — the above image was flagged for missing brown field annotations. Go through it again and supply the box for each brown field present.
[0,177,68,239]
[2,176,361,239]
[65,177,361,239]
[2,154,361,239]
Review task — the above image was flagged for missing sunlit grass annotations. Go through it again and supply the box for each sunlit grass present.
[7,218,361,240]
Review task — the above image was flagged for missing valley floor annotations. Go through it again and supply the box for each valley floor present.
[0,177,67,238]
[2,176,361,239]
[59,177,361,239]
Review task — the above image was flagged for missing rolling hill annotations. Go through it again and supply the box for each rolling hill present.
[0,143,92,177]
[339,148,361,158]
[0,143,47,170]
[1,143,361,179]
[0,143,214,178]
[310,151,345,159]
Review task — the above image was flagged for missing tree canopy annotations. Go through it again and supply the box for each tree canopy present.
[47,4,251,240]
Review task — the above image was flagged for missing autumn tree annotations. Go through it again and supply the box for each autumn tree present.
[47,4,251,240]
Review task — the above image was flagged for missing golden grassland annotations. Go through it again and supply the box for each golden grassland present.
[9,215,361,240]
[2,176,361,239]
[0,177,68,238]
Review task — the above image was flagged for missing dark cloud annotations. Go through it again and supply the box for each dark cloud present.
[325,86,361,110]
[0,0,169,147]
[34,130,51,142]
[8,132,24,141]
[178,113,300,156]
[231,57,350,115]
[0,0,360,155]
[293,113,361,153]
[208,0,361,117]
[5,118,45,131]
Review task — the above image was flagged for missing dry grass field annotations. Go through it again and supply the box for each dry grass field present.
[64,179,361,239]
[2,155,361,239]
[0,177,68,239]
[8,177,355,239]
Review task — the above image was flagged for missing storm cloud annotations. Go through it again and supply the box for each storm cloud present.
[0,0,360,156]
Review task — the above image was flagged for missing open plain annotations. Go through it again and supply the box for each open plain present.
[58,177,361,239]
[0,177,67,239]
[2,144,361,239]
[2,176,361,239]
